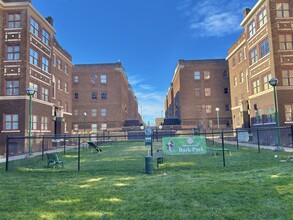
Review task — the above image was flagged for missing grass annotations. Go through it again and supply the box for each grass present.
[1,141,293,219]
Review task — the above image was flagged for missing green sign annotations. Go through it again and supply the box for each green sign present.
[162,136,207,155]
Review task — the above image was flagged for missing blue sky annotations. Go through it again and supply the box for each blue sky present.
[33,0,257,124]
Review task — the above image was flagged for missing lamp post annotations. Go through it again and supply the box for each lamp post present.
[83,112,87,135]
[269,77,280,146]
[26,87,36,156]
[215,107,220,129]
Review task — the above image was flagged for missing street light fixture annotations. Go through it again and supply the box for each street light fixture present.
[215,107,220,129]
[269,77,280,146]
[83,112,87,134]
[26,87,36,156]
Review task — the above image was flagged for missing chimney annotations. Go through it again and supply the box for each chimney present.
[243,8,251,18]
[46,16,54,26]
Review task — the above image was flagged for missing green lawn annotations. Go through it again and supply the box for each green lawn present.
[1,141,293,220]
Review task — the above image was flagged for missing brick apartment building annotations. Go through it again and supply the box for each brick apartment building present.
[165,59,232,130]
[72,63,141,133]
[0,0,73,154]
[227,0,293,129]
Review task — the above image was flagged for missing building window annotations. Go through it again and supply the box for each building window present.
[232,57,236,67]
[64,64,68,74]
[248,20,256,38]
[6,80,19,96]
[194,71,200,80]
[41,116,48,130]
[5,114,18,130]
[205,88,211,96]
[101,124,107,130]
[42,29,49,45]
[239,72,244,83]
[250,47,258,65]
[282,70,293,86]
[224,88,229,94]
[101,108,107,117]
[263,73,272,90]
[74,109,78,116]
[195,105,202,112]
[64,83,68,93]
[30,18,39,36]
[42,57,49,72]
[204,71,210,79]
[29,48,38,66]
[235,96,239,106]
[29,82,38,98]
[7,45,20,60]
[279,34,292,50]
[92,92,97,99]
[260,38,270,58]
[91,124,98,132]
[101,91,107,100]
[64,103,68,112]
[285,104,293,121]
[223,70,228,78]
[276,3,290,18]
[41,87,49,101]
[52,54,56,66]
[195,88,201,96]
[32,115,38,130]
[233,76,237,87]
[205,105,211,113]
[225,104,230,111]
[74,92,78,99]
[58,59,61,69]
[238,51,243,63]
[101,75,107,83]
[74,124,78,131]
[253,79,260,94]
[57,79,61,90]
[52,76,56,99]
[92,109,97,117]
[8,14,20,28]
[74,76,79,83]
[258,8,267,28]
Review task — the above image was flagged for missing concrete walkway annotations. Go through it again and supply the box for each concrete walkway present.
[0,145,78,164]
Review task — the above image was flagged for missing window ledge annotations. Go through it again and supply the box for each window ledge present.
[1,130,20,133]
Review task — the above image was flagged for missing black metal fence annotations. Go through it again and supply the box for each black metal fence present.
[3,125,293,171]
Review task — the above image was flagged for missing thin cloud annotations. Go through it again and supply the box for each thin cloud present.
[178,0,255,37]
[128,73,165,123]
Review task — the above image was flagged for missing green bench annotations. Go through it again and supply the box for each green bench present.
[210,148,232,156]
[87,141,102,152]
[153,149,164,168]
[46,153,64,168]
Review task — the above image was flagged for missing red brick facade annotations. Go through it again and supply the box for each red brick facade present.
[0,0,73,154]
[227,0,293,129]
[165,59,232,130]
[72,63,141,133]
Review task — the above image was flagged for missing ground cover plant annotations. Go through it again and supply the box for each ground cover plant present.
[1,141,293,219]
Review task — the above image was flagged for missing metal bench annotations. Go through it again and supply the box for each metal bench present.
[46,153,64,168]
[153,149,164,168]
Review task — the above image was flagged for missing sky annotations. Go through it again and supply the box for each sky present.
[33,0,257,125]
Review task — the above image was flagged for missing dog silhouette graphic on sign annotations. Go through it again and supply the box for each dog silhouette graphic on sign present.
[166,140,175,152]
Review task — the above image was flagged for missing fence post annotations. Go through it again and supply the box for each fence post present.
[291,125,293,145]
[41,135,45,160]
[221,131,226,167]
[78,135,81,171]
[63,135,66,155]
[5,135,9,171]
[257,130,260,153]
[236,129,239,149]
[212,129,214,145]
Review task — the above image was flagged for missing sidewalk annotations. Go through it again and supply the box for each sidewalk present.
[0,145,78,164]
